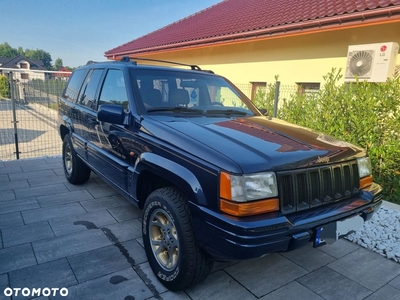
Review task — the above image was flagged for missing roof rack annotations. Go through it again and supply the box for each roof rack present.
[122,56,214,73]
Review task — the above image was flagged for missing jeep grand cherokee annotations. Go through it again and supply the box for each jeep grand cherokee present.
[58,57,382,290]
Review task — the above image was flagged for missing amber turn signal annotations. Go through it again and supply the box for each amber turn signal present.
[360,175,373,189]
[220,198,279,217]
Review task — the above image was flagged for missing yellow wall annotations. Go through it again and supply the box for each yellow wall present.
[138,22,400,85]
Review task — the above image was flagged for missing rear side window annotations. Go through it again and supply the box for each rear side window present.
[99,69,128,110]
[63,69,86,102]
[77,69,103,109]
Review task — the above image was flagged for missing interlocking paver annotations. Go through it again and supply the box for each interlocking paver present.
[0,212,24,229]
[21,202,86,224]
[0,244,37,274]
[107,205,142,222]
[1,221,54,248]
[37,190,93,207]
[0,175,9,182]
[0,198,39,215]
[51,268,153,300]
[298,266,372,300]
[27,174,68,187]
[0,274,10,300]
[68,244,134,283]
[32,229,112,264]
[258,281,323,300]
[20,162,61,172]
[327,247,400,291]
[0,190,14,202]
[8,169,56,181]
[14,183,68,199]
[86,185,119,198]
[9,258,77,299]
[186,270,257,300]
[0,180,30,191]
[101,219,142,243]
[79,196,121,212]
[365,285,400,300]
[318,238,359,258]
[389,275,400,290]
[49,210,117,236]
[0,165,22,175]
[281,243,336,271]
[225,253,308,297]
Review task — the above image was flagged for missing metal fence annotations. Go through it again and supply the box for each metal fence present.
[0,69,70,161]
[0,68,298,161]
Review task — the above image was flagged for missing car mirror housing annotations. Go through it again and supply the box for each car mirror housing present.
[97,104,125,125]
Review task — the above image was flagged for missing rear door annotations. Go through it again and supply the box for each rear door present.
[74,68,104,163]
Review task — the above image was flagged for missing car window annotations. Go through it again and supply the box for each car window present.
[98,69,129,110]
[78,69,103,109]
[63,69,86,103]
[133,70,257,116]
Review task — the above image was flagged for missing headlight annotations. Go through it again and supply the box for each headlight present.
[219,171,279,217]
[357,157,372,178]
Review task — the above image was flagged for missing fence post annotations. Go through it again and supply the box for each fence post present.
[9,72,20,159]
[273,81,280,117]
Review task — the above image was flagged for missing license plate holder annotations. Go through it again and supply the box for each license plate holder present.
[314,215,364,247]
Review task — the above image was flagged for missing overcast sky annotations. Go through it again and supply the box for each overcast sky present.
[0,0,221,67]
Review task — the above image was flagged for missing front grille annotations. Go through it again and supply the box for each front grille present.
[277,161,360,214]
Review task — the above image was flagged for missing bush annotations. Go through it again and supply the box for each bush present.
[275,69,400,203]
[0,75,10,98]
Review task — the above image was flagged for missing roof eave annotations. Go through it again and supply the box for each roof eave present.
[105,6,400,59]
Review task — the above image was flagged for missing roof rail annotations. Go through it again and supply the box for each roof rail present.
[86,60,97,65]
[129,57,213,73]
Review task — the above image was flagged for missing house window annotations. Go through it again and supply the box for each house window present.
[21,73,29,80]
[20,63,28,69]
[250,82,267,100]
[296,82,320,95]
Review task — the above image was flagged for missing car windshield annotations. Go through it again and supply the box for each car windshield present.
[131,69,259,117]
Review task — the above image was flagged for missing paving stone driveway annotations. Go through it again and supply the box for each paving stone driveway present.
[1,157,400,300]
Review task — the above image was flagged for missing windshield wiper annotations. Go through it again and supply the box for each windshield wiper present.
[206,109,249,116]
[147,106,205,115]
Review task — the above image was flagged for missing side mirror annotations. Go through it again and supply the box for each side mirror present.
[258,108,268,116]
[97,104,125,125]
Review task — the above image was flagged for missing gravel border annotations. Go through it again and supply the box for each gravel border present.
[346,203,400,263]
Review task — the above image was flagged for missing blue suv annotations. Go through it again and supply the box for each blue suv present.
[58,57,382,290]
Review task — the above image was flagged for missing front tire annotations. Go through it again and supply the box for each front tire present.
[62,133,91,184]
[142,187,213,290]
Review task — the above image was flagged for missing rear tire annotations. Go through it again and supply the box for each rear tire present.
[142,187,213,290]
[62,133,91,184]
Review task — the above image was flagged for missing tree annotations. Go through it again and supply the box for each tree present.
[0,42,18,57]
[17,46,25,56]
[54,58,63,70]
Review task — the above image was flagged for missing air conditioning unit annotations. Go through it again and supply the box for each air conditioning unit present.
[344,42,399,82]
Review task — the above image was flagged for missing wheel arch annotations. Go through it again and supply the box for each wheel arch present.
[133,152,207,209]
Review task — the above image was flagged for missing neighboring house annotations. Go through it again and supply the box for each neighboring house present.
[54,67,72,80]
[105,0,400,93]
[0,55,48,81]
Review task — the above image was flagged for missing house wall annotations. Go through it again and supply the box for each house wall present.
[137,22,400,86]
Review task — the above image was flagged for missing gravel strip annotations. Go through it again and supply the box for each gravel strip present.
[346,205,400,263]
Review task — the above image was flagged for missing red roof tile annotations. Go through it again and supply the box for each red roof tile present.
[105,0,400,57]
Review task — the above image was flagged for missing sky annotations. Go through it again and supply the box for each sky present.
[0,0,222,68]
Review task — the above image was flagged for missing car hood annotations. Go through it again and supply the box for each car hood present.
[144,115,365,174]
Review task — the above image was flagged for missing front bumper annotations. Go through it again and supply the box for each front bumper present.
[191,183,383,261]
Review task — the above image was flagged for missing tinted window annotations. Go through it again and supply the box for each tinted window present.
[63,69,86,102]
[78,69,103,108]
[99,69,128,110]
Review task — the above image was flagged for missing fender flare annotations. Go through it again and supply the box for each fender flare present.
[132,152,207,206]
